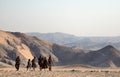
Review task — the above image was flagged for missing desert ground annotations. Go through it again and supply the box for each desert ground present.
[0,66,120,77]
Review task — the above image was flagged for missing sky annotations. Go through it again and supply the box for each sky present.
[0,0,120,36]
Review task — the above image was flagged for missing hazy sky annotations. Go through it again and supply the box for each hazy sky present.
[0,0,120,36]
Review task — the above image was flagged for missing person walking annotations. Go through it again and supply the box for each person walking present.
[26,59,31,71]
[38,55,43,71]
[15,56,20,71]
[48,55,52,71]
[31,56,37,71]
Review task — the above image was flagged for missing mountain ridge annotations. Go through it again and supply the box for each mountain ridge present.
[1,30,120,67]
[27,32,120,50]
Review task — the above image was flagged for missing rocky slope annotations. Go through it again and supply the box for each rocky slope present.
[0,30,58,66]
[1,30,120,67]
[0,30,84,66]
[80,45,120,67]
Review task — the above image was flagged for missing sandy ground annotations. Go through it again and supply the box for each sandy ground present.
[0,66,120,77]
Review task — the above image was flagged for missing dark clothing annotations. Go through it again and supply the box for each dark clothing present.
[48,56,52,71]
[15,56,20,71]
[42,58,48,69]
[26,59,31,70]
[32,58,37,68]
[48,56,52,65]
[38,56,43,66]
[38,56,44,70]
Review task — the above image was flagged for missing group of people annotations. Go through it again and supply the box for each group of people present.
[15,55,53,71]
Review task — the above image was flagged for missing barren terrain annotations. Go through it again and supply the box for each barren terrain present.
[0,66,120,77]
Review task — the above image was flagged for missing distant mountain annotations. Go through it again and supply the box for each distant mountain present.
[81,45,120,67]
[54,44,120,67]
[1,30,120,67]
[27,32,120,50]
[27,32,80,45]
[65,37,120,50]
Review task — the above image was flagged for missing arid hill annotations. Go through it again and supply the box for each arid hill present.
[0,30,84,66]
[78,45,120,67]
[1,30,120,67]
[0,30,57,66]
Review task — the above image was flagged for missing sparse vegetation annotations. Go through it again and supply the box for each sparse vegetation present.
[0,67,120,77]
